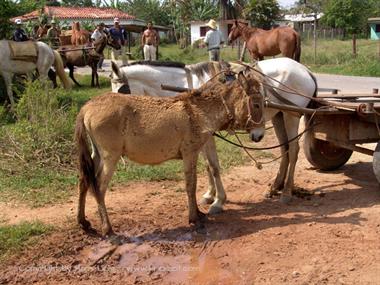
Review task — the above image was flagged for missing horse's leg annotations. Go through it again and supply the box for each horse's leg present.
[183,153,206,230]
[1,72,15,107]
[201,138,226,214]
[96,153,120,236]
[48,68,57,88]
[68,64,81,87]
[265,112,289,198]
[279,113,301,204]
[91,66,95,87]
[200,162,216,205]
[94,64,100,88]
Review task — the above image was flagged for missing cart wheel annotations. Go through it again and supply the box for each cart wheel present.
[372,142,380,184]
[303,131,353,171]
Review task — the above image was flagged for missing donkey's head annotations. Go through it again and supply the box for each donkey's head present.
[235,71,265,142]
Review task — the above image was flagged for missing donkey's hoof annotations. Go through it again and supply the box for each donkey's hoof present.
[200,197,214,205]
[208,205,223,215]
[79,219,92,230]
[109,234,128,245]
[195,222,207,234]
[198,210,208,222]
[279,195,292,204]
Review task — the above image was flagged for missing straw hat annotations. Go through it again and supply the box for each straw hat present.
[15,19,22,25]
[51,19,56,24]
[206,19,217,30]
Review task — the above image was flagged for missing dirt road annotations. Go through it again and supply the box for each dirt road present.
[1,128,380,284]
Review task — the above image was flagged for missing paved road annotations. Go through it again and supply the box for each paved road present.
[75,59,380,94]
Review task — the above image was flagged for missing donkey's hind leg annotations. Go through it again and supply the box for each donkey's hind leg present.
[77,175,92,231]
[95,153,120,236]
[200,138,226,214]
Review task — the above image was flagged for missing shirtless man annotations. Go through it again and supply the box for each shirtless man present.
[141,22,159,61]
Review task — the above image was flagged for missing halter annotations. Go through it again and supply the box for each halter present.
[217,69,265,132]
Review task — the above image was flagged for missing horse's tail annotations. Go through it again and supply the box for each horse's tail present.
[75,110,100,198]
[294,33,301,62]
[53,50,72,90]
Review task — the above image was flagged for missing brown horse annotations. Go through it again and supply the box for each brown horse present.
[75,71,266,237]
[58,35,120,87]
[228,20,301,62]
[71,22,90,46]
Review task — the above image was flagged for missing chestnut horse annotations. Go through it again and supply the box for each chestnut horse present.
[228,20,301,62]
[71,22,90,46]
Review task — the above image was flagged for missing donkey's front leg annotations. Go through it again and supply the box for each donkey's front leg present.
[183,154,206,229]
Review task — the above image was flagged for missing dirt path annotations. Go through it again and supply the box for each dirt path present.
[1,132,380,284]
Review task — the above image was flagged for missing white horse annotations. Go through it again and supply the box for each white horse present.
[0,40,71,106]
[111,58,317,206]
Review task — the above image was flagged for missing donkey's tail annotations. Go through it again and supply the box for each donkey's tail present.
[53,50,72,90]
[294,33,301,63]
[75,111,100,197]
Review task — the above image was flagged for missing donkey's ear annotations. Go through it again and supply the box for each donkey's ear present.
[238,72,249,91]
[111,61,122,78]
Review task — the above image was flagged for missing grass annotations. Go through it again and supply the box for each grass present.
[0,221,53,261]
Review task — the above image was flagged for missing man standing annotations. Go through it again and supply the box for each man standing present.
[141,22,159,61]
[109,18,125,64]
[91,22,106,71]
[204,19,224,61]
[46,19,60,49]
[13,19,29,42]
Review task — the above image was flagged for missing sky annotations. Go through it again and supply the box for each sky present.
[278,0,297,8]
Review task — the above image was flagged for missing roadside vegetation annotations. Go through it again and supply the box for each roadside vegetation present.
[0,221,52,261]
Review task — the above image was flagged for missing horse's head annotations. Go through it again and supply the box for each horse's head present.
[228,20,242,44]
[236,71,266,142]
[106,34,121,50]
[37,24,48,38]
[110,61,131,94]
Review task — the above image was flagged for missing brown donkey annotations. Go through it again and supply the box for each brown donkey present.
[75,72,266,237]
[228,20,301,62]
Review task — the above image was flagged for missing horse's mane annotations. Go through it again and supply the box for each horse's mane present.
[186,61,220,80]
[127,60,186,69]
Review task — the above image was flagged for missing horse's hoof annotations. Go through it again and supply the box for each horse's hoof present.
[200,197,214,205]
[79,219,91,229]
[279,195,292,204]
[208,205,223,215]
[264,190,277,199]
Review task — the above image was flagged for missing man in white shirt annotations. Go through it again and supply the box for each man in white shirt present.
[204,19,224,61]
[91,23,106,71]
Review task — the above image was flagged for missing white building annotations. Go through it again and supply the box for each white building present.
[190,19,249,45]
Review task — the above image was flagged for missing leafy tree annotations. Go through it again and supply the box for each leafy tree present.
[61,0,93,6]
[322,0,371,54]
[120,0,170,26]
[244,0,280,29]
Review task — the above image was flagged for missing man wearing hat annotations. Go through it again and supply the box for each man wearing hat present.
[109,18,126,64]
[47,19,61,49]
[13,19,29,42]
[204,19,224,61]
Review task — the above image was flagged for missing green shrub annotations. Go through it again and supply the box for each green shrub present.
[0,81,76,169]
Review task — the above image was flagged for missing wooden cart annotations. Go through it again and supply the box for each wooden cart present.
[266,88,380,183]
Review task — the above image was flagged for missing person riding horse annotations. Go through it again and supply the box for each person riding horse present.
[13,19,29,42]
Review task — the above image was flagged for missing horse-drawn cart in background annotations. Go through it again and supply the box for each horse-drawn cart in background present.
[266,88,380,183]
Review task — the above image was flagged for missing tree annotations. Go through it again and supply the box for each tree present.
[322,0,371,55]
[120,0,170,26]
[61,0,93,6]
[244,0,280,29]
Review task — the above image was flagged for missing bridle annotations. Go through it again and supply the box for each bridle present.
[218,68,265,132]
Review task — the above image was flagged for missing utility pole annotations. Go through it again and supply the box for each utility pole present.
[303,0,319,64]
